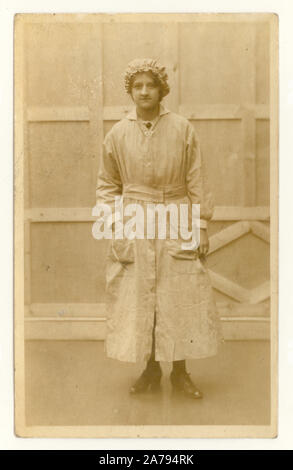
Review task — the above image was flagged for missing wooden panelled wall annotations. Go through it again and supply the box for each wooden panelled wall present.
[23,19,271,340]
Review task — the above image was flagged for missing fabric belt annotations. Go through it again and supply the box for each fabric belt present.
[122,183,188,203]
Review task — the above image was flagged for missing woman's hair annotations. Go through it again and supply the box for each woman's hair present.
[124,58,170,99]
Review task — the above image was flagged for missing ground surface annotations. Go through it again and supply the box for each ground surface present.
[25,340,270,426]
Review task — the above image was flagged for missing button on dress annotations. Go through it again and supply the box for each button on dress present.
[96,105,223,363]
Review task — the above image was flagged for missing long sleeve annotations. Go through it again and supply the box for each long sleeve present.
[185,124,214,228]
[96,132,122,206]
[95,132,123,230]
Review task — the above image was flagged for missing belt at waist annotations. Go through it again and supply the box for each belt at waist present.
[122,183,188,203]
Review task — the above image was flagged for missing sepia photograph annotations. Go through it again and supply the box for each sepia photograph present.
[14,12,278,438]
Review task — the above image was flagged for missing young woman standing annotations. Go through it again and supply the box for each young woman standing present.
[96,58,222,399]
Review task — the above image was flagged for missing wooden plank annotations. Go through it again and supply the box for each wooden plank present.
[25,206,270,222]
[30,222,108,303]
[209,221,250,254]
[217,302,269,317]
[256,22,270,107]
[104,104,269,121]
[25,207,97,222]
[25,317,107,341]
[160,22,179,113]
[243,23,256,103]
[256,119,270,205]
[24,221,31,305]
[27,301,270,319]
[24,316,270,341]
[26,316,105,322]
[29,303,106,318]
[213,206,270,221]
[23,30,30,211]
[87,23,104,216]
[180,104,242,120]
[221,319,270,340]
[242,109,257,206]
[88,22,103,179]
[249,280,271,303]
[24,305,30,317]
[241,24,256,206]
[27,106,90,122]
[103,106,135,121]
[209,220,270,254]
[208,270,250,303]
[28,122,93,208]
[23,23,31,308]
[221,316,270,322]
[255,105,270,119]
[250,221,270,243]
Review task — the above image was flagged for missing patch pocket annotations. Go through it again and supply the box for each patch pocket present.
[110,238,135,264]
[166,239,205,274]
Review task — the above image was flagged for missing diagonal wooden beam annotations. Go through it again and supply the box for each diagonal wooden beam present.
[208,270,250,303]
[209,221,250,254]
[249,280,271,303]
[250,221,270,243]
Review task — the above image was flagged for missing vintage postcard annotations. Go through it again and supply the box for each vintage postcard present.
[14,12,278,438]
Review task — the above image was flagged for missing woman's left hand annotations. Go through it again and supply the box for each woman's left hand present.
[198,228,209,256]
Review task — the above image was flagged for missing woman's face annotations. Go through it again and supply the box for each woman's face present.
[130,72,161,111]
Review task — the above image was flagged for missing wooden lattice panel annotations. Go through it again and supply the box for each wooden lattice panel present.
[19,17,271,340]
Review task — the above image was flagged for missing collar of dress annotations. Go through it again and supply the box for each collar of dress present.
[125,104,170,121]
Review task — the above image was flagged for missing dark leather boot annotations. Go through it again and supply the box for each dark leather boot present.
[129,363,162,394]
[170,370,203,399]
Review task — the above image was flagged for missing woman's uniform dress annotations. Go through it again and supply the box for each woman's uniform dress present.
[96,105,222,363]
